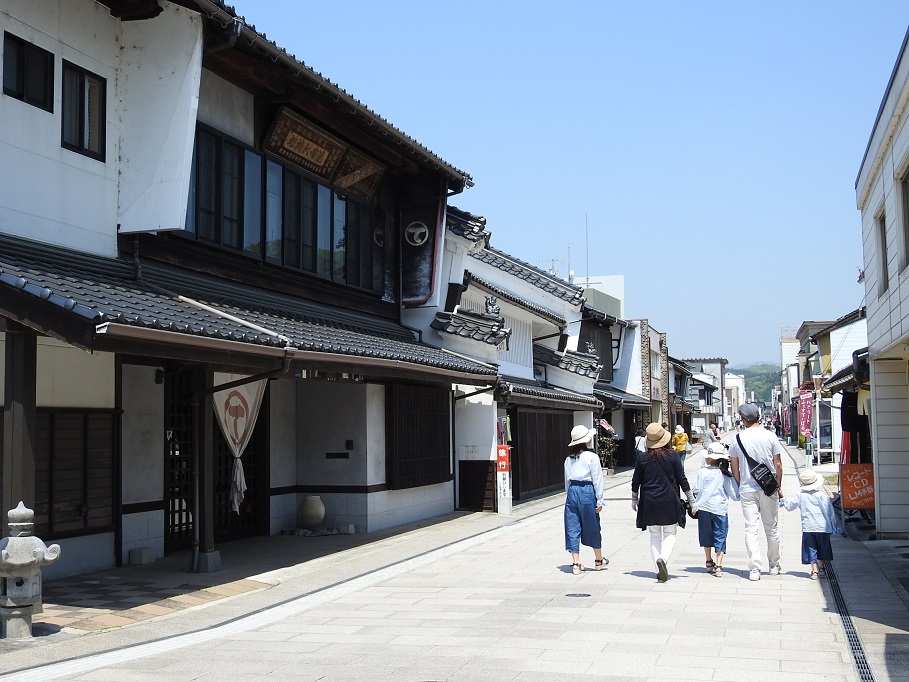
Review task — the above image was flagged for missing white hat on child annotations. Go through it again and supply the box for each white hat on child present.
[799,469,825,492]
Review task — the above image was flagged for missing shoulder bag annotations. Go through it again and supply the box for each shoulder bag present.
[735,434,779,497]
[651,456,696,520]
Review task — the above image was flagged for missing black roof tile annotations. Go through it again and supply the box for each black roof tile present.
[0,235,496,377]
[469,247,584,305]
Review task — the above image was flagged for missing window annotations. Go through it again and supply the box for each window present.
[3,32,53,111]
[62,60,105,160]
[34,410,116,538]
[185,125,387,295]
[901,175,909,271]
[878,210,889,295]
[386,384,451,489]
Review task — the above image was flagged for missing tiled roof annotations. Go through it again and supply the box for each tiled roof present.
[0,235,496,378]
[593,382,651,409]
[498,377,602,410]
[469,247,584,305]
[465,272,565,326]
[581,303,631,327]
[430,309,510,346]
[446,207,489,244]
[534,345,602,379]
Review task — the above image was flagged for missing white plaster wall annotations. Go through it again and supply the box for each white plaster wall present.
[869,359,909,534]
[296,381,368,485]
[366,482,453,533]
[117,4,202,233]
[829,322,868,374]
[197,69,255,146]
[0,337,117,408]
[270,493,296,534]
[269,379,296,488]
[43,532,115,580]
[0,0,120,256]
[365,383,386,485]
[454,387,497,461]
[612,324,642,396]
[121,510,164,564]
[121,364,164,503]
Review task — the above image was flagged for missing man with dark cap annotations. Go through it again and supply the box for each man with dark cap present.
[728,402,784,581]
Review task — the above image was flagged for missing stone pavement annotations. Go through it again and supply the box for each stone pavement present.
[0,435,906,680]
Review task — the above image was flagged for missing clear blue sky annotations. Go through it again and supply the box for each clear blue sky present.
[229,1,909,366]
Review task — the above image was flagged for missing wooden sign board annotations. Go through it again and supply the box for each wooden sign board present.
[840,463,875,510]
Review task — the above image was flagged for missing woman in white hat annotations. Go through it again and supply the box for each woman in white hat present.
[671,425,689,456]
[694,442,739,577]
[564,424,607,575]
[780,469,838,579]
[631,423,694,582]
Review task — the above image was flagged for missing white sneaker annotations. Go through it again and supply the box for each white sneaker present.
[749,569,761,581]
[769,564,781,575]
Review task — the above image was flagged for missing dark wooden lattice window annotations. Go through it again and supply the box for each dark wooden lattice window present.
[33,410,116,538]
[386,384,451,489]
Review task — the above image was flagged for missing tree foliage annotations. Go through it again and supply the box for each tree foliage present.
[729,364,780,403]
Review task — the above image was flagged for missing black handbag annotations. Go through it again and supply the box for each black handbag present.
[681,496,698,519]
[735,434,779,497]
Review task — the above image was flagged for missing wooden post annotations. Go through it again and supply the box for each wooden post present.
[3,333,37,537]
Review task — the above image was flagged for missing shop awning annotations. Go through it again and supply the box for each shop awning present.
[593,382,651,410]
[497,376,602,412]
[0,235,497,384]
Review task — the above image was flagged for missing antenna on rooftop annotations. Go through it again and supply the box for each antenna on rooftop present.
[541,258,565,277]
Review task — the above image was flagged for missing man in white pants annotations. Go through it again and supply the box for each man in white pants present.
[728,403,784,581]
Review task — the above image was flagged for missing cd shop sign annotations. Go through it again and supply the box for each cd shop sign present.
[840,463,875,510]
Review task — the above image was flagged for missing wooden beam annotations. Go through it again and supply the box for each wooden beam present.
[2,332,36,536]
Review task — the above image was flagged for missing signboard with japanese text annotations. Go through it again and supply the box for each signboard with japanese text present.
[496,445,511,500]
[798,391,813,438]
[841,463,875,510]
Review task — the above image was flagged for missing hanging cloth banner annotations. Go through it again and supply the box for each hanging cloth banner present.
[782,406,791,435]
[213,373,267,514]
[798,391,814,438]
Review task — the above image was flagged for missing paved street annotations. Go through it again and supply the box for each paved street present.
[0,441,883,682]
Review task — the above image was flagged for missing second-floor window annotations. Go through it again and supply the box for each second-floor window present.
[186,126,386,295]
[2,32,53,112]
[62,60,105,160]
[877,209,889,295]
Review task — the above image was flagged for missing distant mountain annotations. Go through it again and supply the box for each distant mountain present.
[728,364,780,402]
[732,361,780,369]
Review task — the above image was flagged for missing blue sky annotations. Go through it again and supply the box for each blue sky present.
[229,1,909,366]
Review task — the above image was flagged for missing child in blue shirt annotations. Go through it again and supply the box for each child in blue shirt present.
[693,442,739,577]
[780,468,838,579]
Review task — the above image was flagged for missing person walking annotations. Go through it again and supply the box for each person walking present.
[780,469,837,579]
[672,424,691,462]
[728,402,784,581]
[564,424,607,575]
[631,422,694,582]
[694,442,739,577]
[634,428,647,453]
[703,422,721,448]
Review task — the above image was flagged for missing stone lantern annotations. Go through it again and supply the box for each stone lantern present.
[0,501,61,638]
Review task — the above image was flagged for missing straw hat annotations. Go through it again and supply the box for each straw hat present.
[568,425,596,447]
[799,469,825,492]
[645,422,671,449]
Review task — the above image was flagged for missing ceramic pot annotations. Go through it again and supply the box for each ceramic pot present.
[298,495,325,531]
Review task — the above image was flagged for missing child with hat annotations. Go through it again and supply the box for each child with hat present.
[693,442,739,576]
[780,469,838,579]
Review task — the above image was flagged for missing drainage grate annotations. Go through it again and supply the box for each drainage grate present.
[564,593,591,598]
[827,562,876,682]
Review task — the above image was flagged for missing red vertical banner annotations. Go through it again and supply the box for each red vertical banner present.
[496,445,510,472]
[783,407,790,434]
[798,391,813,438]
